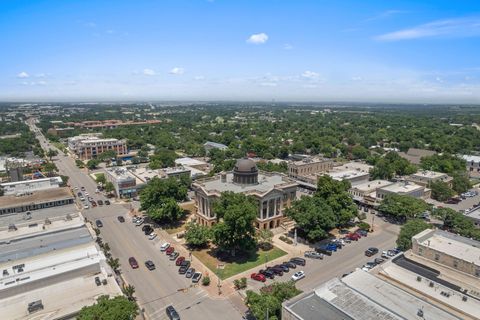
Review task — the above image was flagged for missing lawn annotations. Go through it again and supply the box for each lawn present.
[192,246,287,280]
[164,202,195,235]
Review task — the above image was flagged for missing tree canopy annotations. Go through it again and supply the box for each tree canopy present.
[370,152,417,180]
[211,192,257,255]
[429,180,454,202]
[378,194,430,220]
[185,222,211,248]
[77,295,138,320]
[396,219,431,250]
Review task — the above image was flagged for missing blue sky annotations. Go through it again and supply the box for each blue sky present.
[1,0,480,102]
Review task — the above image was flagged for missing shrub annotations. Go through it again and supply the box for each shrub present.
[202,275,211,286]
[357,222,370,231]
[279,235,293,244]
[234,277,247,290]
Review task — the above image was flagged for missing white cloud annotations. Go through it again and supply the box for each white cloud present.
[375,16,480,41]
[247,33,269,44]
[17,71,29,78]
[351,76,363,81]
[283,43,293,50]
[301,70,320,79]
[194,76,205,80]
[169,67,185,75]
[143,68,156,76]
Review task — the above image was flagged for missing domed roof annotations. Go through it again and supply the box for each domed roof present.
[234,158,257,172]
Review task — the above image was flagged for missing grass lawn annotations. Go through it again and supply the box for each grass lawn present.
[192,246,287,280]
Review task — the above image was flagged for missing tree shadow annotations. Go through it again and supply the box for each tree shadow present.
[207,247,260,265]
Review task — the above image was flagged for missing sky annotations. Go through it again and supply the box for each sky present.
[1,0,480,103]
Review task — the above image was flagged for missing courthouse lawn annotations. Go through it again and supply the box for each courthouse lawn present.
[192,246,287,280]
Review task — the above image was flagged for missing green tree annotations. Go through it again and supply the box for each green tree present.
[184,222,211,248]
[396,219,430,250]
[96,173,107,185]
[370,151,417,180]
[211,192,257,256]
[286,196,336,241]
[378,194,430,220]
[351,145,369,160]
[107,257,120,273]
[452,172,471,194]
[433,207,480,240]
[420,154,466,175]
[147,198,183,223]
[122,285,136,301]
[105,181,115,193]
[87,159,100,170]
[257,229,274,250]
[77,295,138,320]
[43,162,57,173]
[60,175,69,187]
[140,177,187,211]
[429,180,454,202]
[46,148,58,161]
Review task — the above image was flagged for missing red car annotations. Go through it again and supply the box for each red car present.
[166,246,175,255]
[176,256,185,266]
[250,273,266,282]
[128,257,139,269]
[347,233,361,241]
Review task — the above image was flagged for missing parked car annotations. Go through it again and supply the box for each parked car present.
[259,269,275,279]
[145,260,156,270]
[169,252,179,261]
[84,204,89,209]
[160,242,170,251]
[347,233,361,241]
[290,257,306,266]
[166,246,175,255]
[105,200,110,205]
[276,264,290,272]
[356,229,368,237]
[305,251,324,259]
[180,260,191,269]
[128,257,139,269]
[291,271,305,281]
[267,266,283,276]
[95,220,103,228]
[186,268,195,278]
[339,229,350,234]
[117,216,125,223]
[365,247,379,257]
[98,200,103,206]
[283,261,297,269]
[250,273,266,282]
[148,233,157,240]
[179,265,189,274]
[166,305,180,320]
[192,272,202,283]
[374,257,385,264]
[176,256,185,266]
[77,192,82,197]
[95,276,101,286]
[135,218,144,226]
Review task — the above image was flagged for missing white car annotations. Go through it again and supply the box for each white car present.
[83,204,89,209]
[148,233,157,240]
[291,271,305,281]
[135,218,144,226]
[160,242,170,251]
[74,186,79,190]
[85,192,89,196]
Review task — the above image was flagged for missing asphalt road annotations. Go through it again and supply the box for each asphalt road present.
[28,119,243,320]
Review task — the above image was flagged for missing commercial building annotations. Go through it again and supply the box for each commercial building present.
[465,207,480,228]
[0,211,122,319]
[0,187,74,216]
[288,157,334,181]
[376,181,428,200]
[1,176,62,196]
[46,127,74,137]
[68,134,127,160]
[412,229,480,278]
[203,141,228,153]
[64,119,162,130]
[193,158,298,229]
[349,179,393,200]
[284,229,480,320]
[462,155,480,177]
[398,147,437,165]
[104,165,191,198]
[407,170,453,187]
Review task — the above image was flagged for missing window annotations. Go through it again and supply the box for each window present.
[453,260,458,268]
[418,247,423,256]
[475,269,480,277]
[434,253,440,261]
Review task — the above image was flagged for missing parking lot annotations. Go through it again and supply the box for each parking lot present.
[426,187,480,212]
[246,214,400,293]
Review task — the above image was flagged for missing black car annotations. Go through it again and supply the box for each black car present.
[179,265,189,274]
[105,200,110,205]
[98,200,104,206]
[277,264,290,272]
[365,247,379,257]
[259,269,275,279]
[95,276,101,286]
[142,225,153,234]
[117,216,125,223]
[290,257,306,266]
[95,220,103,228]
[283,261,297,269]
[180,260,191,269]
[145,260,156,270]
[77,192,82,197]
[267,266,283,276]
[166,305,180,320]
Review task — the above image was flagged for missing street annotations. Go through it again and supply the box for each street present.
[28,119,244,320]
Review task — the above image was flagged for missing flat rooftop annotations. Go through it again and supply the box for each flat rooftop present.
[290,157,332,166]
[0,176,62,187]
[462,155,480,163]
[379,182,423,193]
[415,229,480,266]
[351,180,393,193]
[0,204,78,228]
[326,170,369,181]
[196,172,296,195]
[343,270,459,320]
[411,170,449,179]
[175,157,208,167]
[331,162,372,173]
[0,187,73,208]
[131,166,190,183]
[285,291,354,320]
